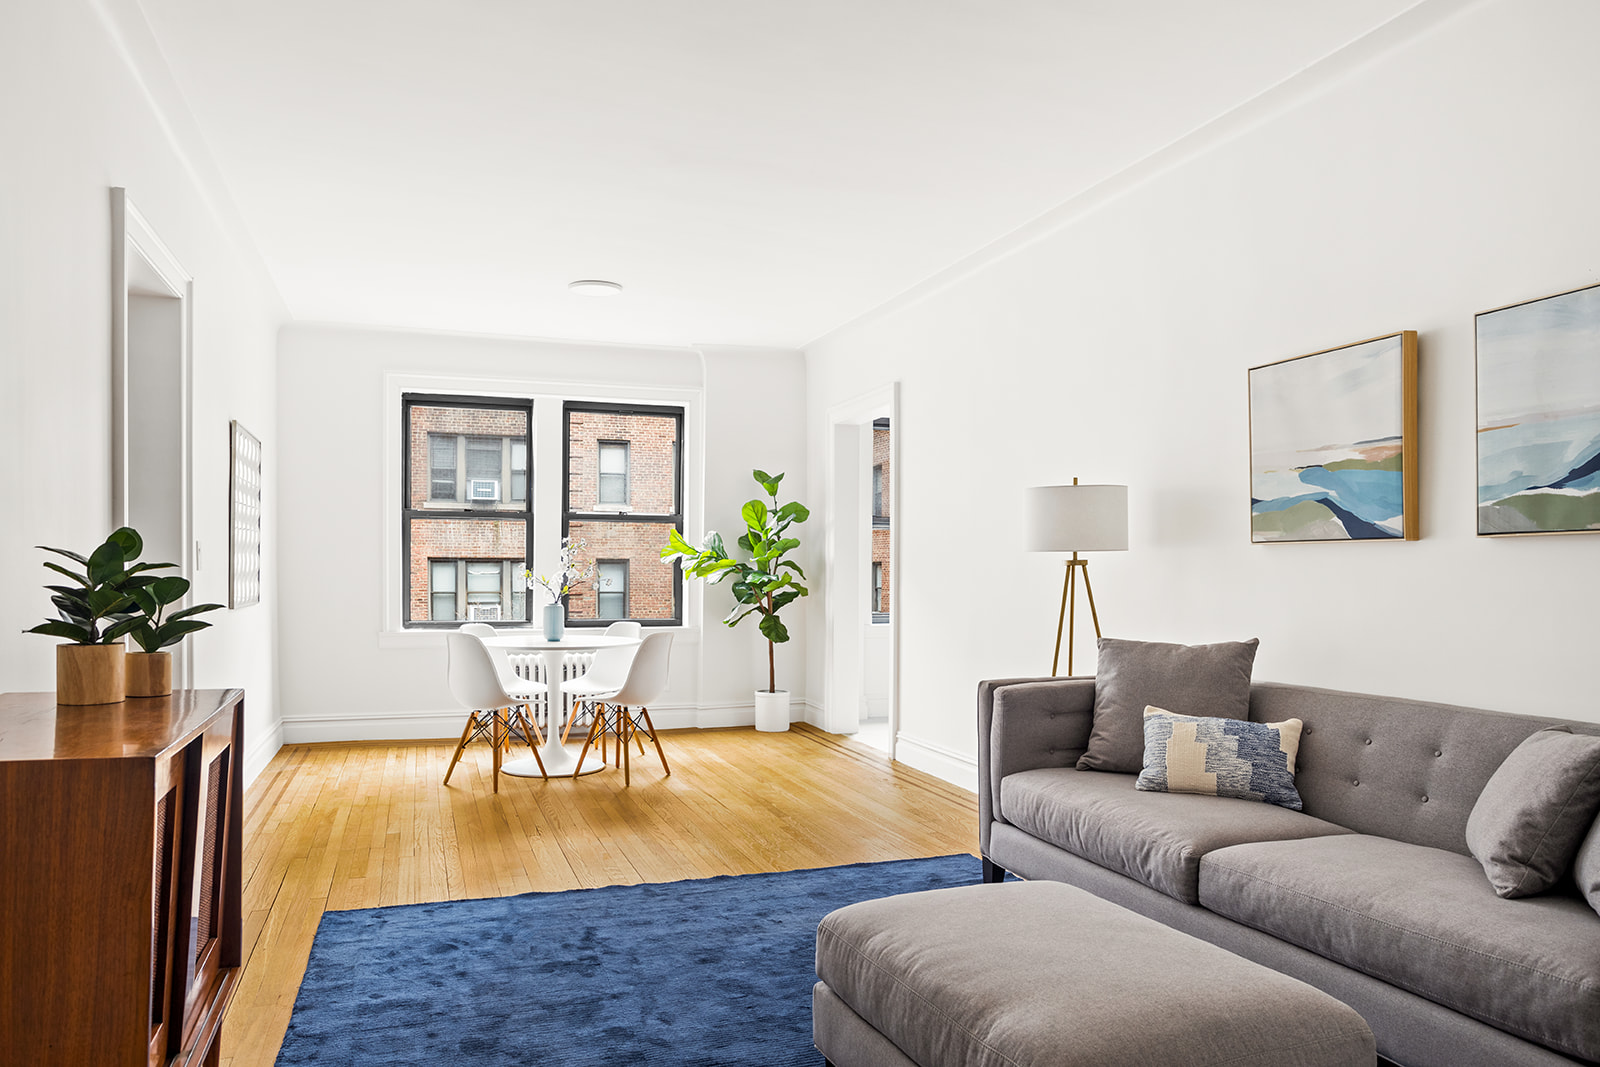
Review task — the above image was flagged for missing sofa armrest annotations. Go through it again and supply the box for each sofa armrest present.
[977,678,1096,858]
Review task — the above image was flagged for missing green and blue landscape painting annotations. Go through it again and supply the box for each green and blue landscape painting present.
[1250,334,1408,542]
[1477,283,1600,535]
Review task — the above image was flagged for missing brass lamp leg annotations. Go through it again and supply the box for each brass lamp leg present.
[1080,561,1103,643]
[1052,554,1101,677]
[1051,561,1072,676]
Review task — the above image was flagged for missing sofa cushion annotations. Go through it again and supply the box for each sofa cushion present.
[815,880,1375,1067]
[1199,834,1600,1062]
[1579,816,1600,919]
[1138,707,1304,810]
[999,767,1351,903]
[1465,726,1600,898]
[1077,637,1259,773]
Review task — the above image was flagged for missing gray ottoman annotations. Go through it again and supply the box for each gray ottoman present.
[813,880,1375,1067]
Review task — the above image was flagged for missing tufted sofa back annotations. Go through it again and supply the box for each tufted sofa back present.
[1250,682,1600,855]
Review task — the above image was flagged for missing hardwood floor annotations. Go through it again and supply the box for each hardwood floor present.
[219,724,978,1066]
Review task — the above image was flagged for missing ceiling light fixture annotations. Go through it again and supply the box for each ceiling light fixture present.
[568,279,623,297]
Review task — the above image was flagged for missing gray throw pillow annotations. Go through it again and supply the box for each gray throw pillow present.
[1465,727,1600,899]
[1578,817,1600,918]
[1076,637,1259,774]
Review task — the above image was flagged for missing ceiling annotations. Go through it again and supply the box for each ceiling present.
[137,0,1421,349]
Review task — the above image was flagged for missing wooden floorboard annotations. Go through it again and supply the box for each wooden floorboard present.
[217,723,977,1067]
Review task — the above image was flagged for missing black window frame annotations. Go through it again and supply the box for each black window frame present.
[402,392,535,629]
[562,400,684,628]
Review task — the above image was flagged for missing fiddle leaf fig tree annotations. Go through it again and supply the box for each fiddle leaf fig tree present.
[662,469,809,693]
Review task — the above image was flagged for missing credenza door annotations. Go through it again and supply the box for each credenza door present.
[170,711,237,1056]
[149,752,185,1067]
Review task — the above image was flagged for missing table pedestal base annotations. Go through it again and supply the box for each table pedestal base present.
[502,743,607,778]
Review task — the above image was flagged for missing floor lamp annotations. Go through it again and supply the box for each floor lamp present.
[1024,481,1128,676]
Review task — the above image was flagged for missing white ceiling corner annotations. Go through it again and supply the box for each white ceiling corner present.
[134,0,1423,349]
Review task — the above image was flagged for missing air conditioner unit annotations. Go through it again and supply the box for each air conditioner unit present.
[468,603,502,621]
[469,479,500,501]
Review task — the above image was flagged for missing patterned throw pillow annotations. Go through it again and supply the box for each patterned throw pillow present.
[1136,707,1305,810]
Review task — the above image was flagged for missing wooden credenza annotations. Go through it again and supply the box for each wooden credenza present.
[0,688,244,1067]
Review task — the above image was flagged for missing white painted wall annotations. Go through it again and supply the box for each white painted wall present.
[0,0,285,781]
[804,0,1600,791]
[274,327,807,741]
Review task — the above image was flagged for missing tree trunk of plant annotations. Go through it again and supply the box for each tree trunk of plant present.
[766,595,776,693]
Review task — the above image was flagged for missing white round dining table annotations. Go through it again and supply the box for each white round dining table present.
[484,633,641,777]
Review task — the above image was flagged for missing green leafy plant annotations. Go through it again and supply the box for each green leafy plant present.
[662,469,809,693]
[127,576,224,652]
[25,527,172,645]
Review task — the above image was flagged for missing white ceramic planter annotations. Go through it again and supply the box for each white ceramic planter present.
[754,689,790,732]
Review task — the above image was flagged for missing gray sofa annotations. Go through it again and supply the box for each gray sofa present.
[978,677,1600,1067]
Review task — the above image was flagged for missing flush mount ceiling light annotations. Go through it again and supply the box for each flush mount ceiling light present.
[568,279,623,297]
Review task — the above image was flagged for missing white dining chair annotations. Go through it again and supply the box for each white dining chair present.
[459,623,546,699]
[443,630,548,792]
[572,631,674,786]
[561,620,642,742]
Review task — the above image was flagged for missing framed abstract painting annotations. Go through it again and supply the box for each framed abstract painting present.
[1476,282,1600,535]
[1248,331,1418,542]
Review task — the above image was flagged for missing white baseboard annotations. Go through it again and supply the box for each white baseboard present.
[276,701,797,744]
[244,719,285,785]
[280,709,467,745]
[893,733,978,794]
[800,700,827,729]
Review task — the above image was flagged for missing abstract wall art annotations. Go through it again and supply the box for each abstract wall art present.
[1476,282,1600,535]
[1249,331,1418,542]
[229,420,263,608]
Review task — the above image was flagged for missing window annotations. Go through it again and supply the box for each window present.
[510,439,527,503]
[871,562,884,614]
[426,559,523,622]
[429,434,457,501]
[430,560,457,620]
[404,395,533,626]
[595,560,628,619]
[872,464,884,520]
[465,436,502,502]
[564,402,684,626]
[598,441,629,507]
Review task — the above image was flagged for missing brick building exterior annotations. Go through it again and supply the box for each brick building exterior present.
[565,408,680,623]
[872,419,892,616]
[402,399,684,625]
[406,403,531,623]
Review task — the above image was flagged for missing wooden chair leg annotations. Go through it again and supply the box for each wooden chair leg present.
[492,708,505,794]
[562,700,585,744]
[443,713,476,785]
[640,708,670,777]
[515,707,544,749]
[521,704,546,746]
[573,708,605,779]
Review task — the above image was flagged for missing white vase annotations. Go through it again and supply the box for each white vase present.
[754,689,790,732]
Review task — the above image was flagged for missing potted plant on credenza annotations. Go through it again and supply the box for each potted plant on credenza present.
[25,526,221,702]
[663,469,809,732]
[126,575,224,697]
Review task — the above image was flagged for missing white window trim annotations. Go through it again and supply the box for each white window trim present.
[379,372,704,647]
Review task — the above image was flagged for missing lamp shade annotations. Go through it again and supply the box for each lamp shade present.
[1024,484,1128,552]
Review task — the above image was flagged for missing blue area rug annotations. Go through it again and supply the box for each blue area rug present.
[276,854,984,1065]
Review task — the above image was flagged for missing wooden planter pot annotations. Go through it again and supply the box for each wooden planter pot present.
[57,643,126,705]
[126,651,173,698]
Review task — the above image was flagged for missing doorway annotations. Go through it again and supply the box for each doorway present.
[824,384,899,756]
[112,190,195,688]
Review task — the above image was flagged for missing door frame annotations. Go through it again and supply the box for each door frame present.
[111,189,196,688]
[823,382,900,756]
